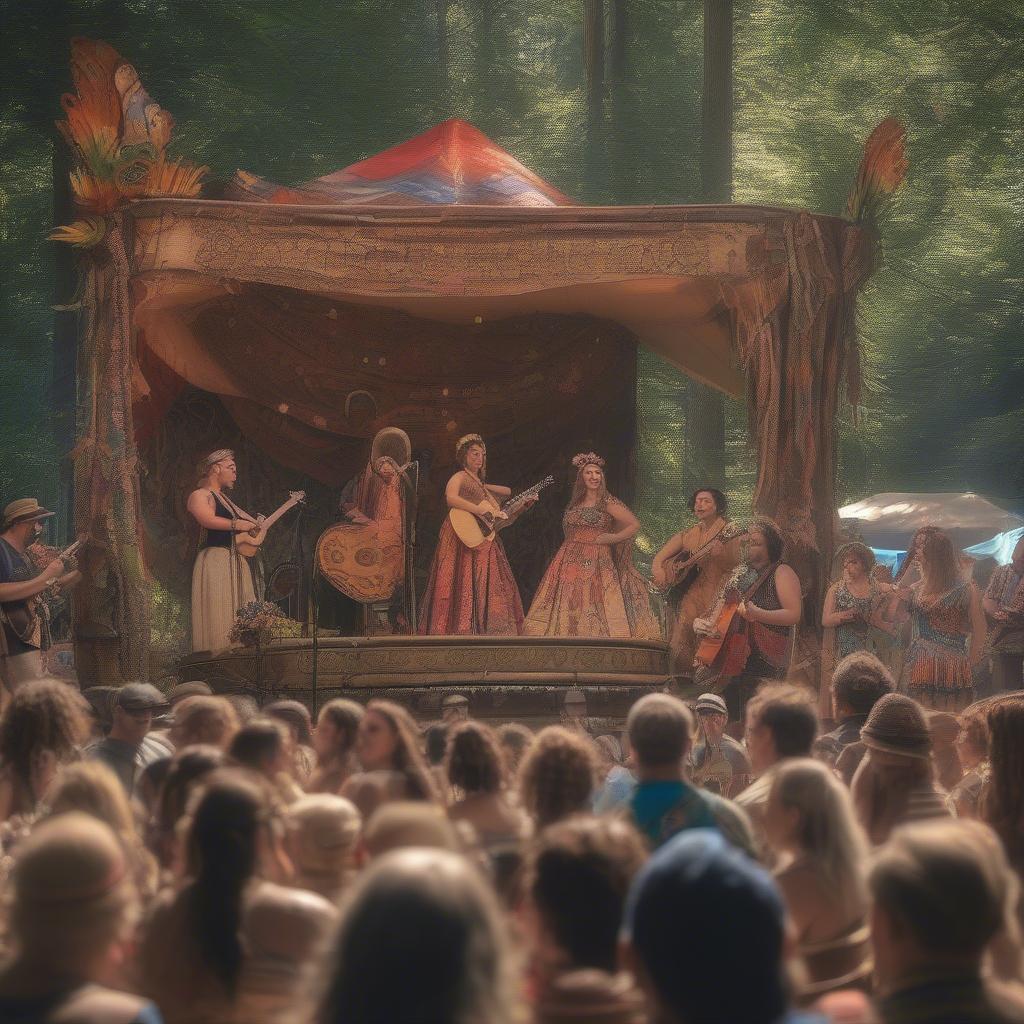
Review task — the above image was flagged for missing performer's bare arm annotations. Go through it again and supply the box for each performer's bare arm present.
[596,502,641,546]
[651,531,686,587]
[484,483,512,499]
[820,582,849,628]
[187,489,258,533]
[0,558,64,603]
[446,473,503,519]
[739,564,802,626]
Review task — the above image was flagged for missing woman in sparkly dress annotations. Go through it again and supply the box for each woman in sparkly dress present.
[893,528,986,711]
[523,453,659,639]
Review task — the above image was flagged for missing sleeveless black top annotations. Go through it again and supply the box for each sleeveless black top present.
[199,492,235,550]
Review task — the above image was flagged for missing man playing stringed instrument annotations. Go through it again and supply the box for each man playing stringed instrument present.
[982,535,1024,693]
[652,488,743,683]
[187,449,262,653]
[693,517,802,726]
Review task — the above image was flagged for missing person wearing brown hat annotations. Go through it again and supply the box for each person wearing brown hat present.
[851,692,950,845]
[0,498,80,692]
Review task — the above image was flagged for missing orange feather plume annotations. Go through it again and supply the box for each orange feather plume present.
[845,117,909,223]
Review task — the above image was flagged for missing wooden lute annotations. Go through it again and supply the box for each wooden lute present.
[2,535,86,643]
[449,476,554,550]
[655,522,748,601]
[234,491,305,558]
[694,561,780,668]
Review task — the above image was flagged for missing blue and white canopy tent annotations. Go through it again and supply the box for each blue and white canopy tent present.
[838,492,1024,571]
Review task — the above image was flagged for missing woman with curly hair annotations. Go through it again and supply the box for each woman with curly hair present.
[893,527,986,711]
[0,677,90,822]
[342,699,440,819]
[445,720,527,849]
[524,453,659,639]
[517,726,598,831]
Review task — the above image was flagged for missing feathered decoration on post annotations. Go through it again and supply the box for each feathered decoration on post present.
[844,117,908,224]
[50,38,208,247]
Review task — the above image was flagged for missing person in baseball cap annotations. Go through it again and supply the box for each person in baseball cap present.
[86,683,171,796]
[689,692,752,798]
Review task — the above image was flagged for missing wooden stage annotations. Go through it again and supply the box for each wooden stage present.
[178,634,670,727]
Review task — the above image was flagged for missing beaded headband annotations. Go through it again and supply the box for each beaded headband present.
[572,452,605,470]
[455,433,485,457]
[204,448,234,467]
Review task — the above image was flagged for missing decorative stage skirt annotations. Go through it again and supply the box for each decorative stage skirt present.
[191,546,255,654]
[418,520,524,636]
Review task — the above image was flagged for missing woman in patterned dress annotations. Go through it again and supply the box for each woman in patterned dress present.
[523,453,659,639]
[893,529,986,712]
[418,434,534,636]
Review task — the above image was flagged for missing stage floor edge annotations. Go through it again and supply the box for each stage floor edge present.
[178,634,670,726]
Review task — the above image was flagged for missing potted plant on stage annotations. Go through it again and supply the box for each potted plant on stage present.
[229,602,302,648]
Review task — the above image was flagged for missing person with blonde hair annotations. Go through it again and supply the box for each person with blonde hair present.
[869,819,1024,1023]
[314,847,521,1024]
[168,694,239,751]
[45,760,159,909]
[286,793,361,902]
[763,758,872,998]
[517,726,598,832]
[0,813,160,1023]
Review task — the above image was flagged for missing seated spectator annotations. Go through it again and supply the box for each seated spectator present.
[341,699,441,819]
[623,829,823,1024]
[981,696,1024,877]
[524,815,646,989]
[228,717,301,801]
[286,793,361,902]
[264,698,317,782]
[737,683,819,849]
[929,711,964,792]
[446,720,528,851]
[361,800,462,860]
[87,683,172,798]
[518,726,598,832]
[949,707,990,819]
[852,693,949,845]
[151,744,225,872]
[167,695,239,752]
[307,698,363,795]
[139,769,333,1024]
[0,678,90,822]
[689,691,752,798]
[45,760,160,908]
[869,819,1024,1024]
[497,721,535,779]
[820,652,894,785]
[625,693,754,854]
[763,759,872,999]
[314,848,519,1024]
[0,813,161,1024]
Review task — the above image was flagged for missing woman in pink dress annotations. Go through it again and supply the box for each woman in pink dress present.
[419,434,533,635]
[523,453,660,639]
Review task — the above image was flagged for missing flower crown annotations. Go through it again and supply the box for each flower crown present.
[455,433,485,457]
[572,452,605,470]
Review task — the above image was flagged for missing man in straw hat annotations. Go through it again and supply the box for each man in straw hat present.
[0,498,80,692]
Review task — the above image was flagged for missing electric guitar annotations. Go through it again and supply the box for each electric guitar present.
[234,491,306,558]
[449,476,554,550]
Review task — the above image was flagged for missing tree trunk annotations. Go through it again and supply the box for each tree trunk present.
[685,0,732,493]
[607,0,636,203]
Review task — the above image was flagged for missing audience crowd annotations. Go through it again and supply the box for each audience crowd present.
[0,653,1023,1024]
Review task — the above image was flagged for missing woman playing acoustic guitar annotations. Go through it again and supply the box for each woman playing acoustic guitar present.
[418,434,536,636]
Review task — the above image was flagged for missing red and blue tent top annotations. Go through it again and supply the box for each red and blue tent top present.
[226,118,576,208]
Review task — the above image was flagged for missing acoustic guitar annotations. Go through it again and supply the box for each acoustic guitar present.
[234,491,305,558]
[694,561,780,668]
[449,476,554,550]
[655,522,748,602]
